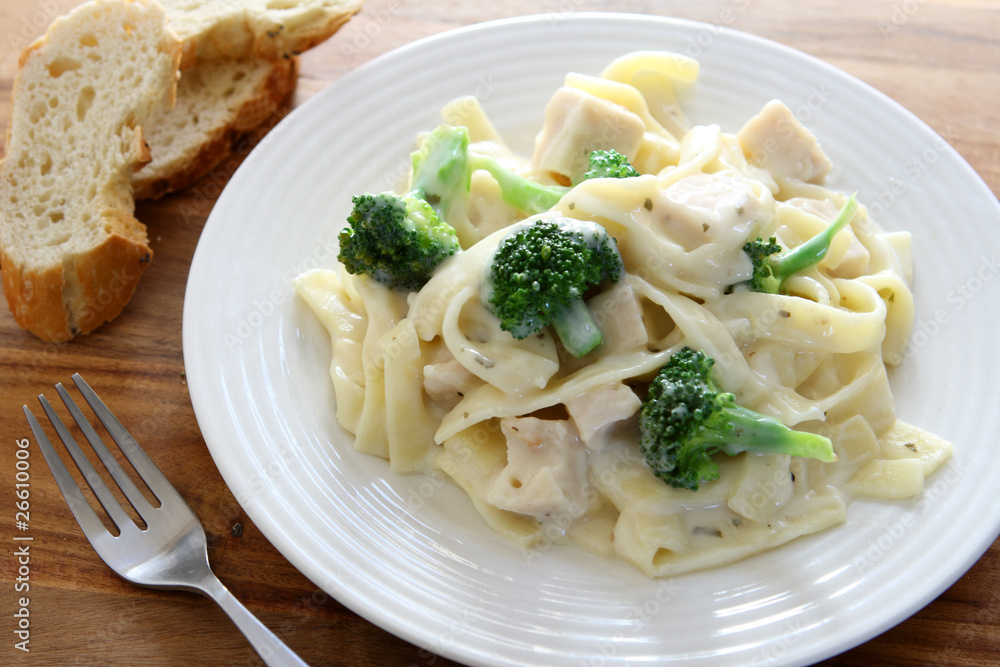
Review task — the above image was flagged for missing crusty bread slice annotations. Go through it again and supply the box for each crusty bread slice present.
[133,55,298,200]
[0,0,181,342]
[158,0,367,69]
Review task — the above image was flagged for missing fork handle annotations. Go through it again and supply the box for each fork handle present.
[199,573,311,667]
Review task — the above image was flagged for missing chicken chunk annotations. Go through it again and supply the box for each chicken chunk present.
[737,100,832,184]
[587,282,648,354]
[565,383,642,448]
[530,87,646,183]
[656,172,772,252]
[487,417,588,519]
[423,358,479,408]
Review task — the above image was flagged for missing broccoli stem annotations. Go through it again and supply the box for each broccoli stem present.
[710,403,838,462]
[550,297,604,358]
[768,193,858,288]
[470,155,569,214]
[409,126,473,220]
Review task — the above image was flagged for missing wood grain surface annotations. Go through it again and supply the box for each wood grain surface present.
[1,1,998,666]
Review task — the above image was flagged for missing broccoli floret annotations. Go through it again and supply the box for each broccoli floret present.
[337,125,469,290]
[743,193,858,294]
[338,193,459,291]
[484,218,623,357]
[581,149,640,180]
[639,347,837,491]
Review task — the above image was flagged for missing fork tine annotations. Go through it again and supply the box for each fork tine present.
[35,393,138,534]
[55,382,158,522]
[24,404,123,540]
[70,374,184,507]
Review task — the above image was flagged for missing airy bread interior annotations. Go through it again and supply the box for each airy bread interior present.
[133,55,298,200]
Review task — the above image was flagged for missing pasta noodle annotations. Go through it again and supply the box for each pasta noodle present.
[294,51,952,577]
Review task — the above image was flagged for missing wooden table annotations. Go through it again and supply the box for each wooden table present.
[1,1,997,665]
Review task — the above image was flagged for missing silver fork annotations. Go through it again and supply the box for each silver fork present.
[23,374,309,667]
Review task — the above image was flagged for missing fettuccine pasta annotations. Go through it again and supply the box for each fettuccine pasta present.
[295,52,951,577]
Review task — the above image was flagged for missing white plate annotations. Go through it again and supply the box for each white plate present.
[183,13,1000,666]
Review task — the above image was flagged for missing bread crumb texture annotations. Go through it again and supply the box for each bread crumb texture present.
[0,0,181,341]
[133,55,298,200]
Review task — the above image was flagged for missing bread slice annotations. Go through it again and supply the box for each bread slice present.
[0,0,181,342]
[133,55,298,200]
[158,0,367,69]
[134,0,366,199]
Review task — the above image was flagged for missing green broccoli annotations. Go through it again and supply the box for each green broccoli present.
[484,218,622,357]
[469,149,639,213]
[469,154,569,215]
[338,130,640,291]
[743,193,858,294]
[581,148,640,181]
[337,125,469,291]
[639,347,837,491]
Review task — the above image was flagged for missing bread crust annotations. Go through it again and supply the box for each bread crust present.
[0,245,68,342]
[68,213,153,336]
[1,222,152,342]
[165,0,366,69]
